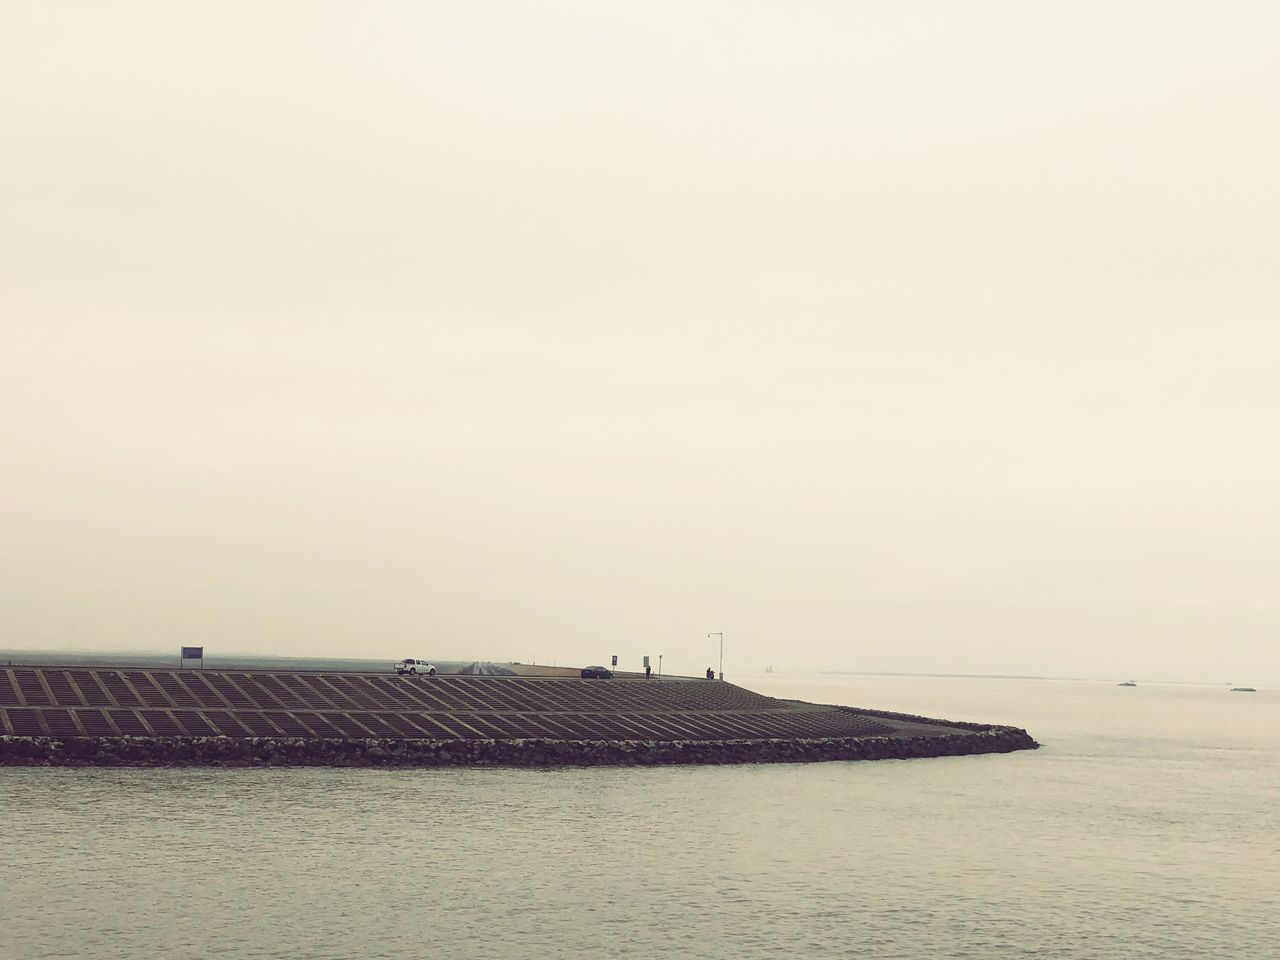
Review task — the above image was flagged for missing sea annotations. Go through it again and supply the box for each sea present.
[2,675,1276,960]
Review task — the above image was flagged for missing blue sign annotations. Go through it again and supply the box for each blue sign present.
[180,646,204,660]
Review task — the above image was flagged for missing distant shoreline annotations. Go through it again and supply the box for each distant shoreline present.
[813,670,1265,688]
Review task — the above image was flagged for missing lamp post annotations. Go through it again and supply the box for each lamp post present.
[708,632,723,680]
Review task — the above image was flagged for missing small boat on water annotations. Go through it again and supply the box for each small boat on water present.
[1118,681,1137,687]
[1230,687,1256,692]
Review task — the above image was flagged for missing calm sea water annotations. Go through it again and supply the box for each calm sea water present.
[2,676,1276,960]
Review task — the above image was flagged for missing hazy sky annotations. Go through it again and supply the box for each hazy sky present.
[3,2,1278,683]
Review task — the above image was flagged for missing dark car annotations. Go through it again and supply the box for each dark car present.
[580,666,614,679]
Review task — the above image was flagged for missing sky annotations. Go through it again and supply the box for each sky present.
[3,2,1278,683]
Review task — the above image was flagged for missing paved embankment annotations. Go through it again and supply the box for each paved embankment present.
[0,665,1038,767]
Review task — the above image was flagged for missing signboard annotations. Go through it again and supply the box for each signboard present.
[180,647,204,660]
[611,655,618,667]
[643,655,650,668]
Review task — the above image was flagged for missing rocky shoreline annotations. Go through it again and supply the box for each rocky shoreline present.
[0,725,1038,768]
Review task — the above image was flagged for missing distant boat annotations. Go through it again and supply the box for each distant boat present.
[1230,687,1256,692]
[1118,681,1137,687]
[764,665,774,674]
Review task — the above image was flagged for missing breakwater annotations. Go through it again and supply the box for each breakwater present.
[0,665,1038,766]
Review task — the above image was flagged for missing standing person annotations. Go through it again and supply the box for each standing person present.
[706,666,714,680]
[645,663,652,680]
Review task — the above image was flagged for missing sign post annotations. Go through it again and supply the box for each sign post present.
[180,646,204,669]
[611,654,618,673]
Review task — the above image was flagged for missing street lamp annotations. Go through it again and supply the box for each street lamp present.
[708,632,723,680]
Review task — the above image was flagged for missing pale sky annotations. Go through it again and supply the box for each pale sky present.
[3,2,1278,683]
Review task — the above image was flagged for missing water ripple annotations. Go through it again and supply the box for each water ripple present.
[3,678,1277,959]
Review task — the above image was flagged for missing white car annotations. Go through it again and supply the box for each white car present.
[394,658,437,676]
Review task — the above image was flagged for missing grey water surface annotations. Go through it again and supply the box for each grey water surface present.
[2,676,1276,960]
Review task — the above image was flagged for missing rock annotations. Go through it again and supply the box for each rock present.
[0,722,1039,769]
